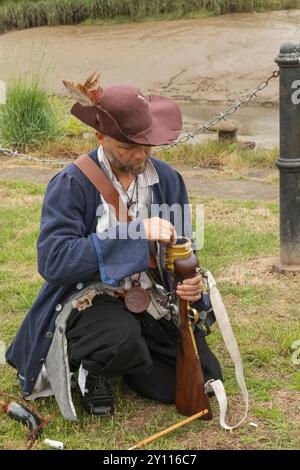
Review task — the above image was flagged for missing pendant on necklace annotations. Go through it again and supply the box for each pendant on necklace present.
[127,202,138,218]
[126,177,138,218]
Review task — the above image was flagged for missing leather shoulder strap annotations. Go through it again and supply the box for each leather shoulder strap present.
[74,153,131,223]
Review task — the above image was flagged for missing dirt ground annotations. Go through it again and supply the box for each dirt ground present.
[1,9,300,104]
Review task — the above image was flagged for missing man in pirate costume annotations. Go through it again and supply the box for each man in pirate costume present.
[6,74,222,420]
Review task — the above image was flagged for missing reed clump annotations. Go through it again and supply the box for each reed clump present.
[0,0,299,34]
[0,76,66,150]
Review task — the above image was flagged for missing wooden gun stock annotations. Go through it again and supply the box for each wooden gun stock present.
[174,254,212,419]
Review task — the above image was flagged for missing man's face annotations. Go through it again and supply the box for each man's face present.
[97,133,152,177]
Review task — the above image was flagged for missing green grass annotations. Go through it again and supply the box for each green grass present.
[0,77,66,151]
[0,179,299,450]
[159,141,279,170]
[0,0,300,34]
[29,134,279,171]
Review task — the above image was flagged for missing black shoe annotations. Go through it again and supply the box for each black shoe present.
[81,374,114,416]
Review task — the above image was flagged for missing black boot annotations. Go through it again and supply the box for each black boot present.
[81,374,114,416]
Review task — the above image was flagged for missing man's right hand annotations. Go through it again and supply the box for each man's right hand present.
[142,217,177,244]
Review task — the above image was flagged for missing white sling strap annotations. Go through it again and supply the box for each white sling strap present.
[202,270,249,430]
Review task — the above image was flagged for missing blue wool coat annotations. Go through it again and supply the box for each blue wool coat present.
[6,149,197,397]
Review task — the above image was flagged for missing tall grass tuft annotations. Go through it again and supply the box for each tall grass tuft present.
[0,76,66,150]
[159,141,278,169]
[0,0,300,34]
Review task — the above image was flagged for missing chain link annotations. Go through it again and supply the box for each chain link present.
[0,147,69,166]
[0,70,279,165]
[156,70,279,151]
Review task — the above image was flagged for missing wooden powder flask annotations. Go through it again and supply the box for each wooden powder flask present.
[164,237,213,420]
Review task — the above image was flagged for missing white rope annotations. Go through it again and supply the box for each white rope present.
[204,270,249,430]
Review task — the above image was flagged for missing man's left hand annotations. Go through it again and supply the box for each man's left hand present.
[176,275,203,302]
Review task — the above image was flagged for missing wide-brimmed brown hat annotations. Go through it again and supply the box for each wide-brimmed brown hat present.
[70,84,182,146]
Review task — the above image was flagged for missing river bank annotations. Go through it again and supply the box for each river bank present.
[1,10,299,147]
[1,10,299,103]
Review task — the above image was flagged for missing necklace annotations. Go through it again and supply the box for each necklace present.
[117,176,149,313]
[110,172,149,313]
[125,177,138,210]
[115,175,139,218]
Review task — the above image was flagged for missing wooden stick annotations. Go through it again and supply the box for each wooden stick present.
[128,408,209,450]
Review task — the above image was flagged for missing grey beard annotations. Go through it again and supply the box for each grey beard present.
[106,151,148,176]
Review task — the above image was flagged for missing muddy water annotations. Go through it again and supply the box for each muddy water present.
[180,102,279,148]
[0,9,298,146]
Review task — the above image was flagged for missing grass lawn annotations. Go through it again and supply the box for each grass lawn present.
[0,179,299,450]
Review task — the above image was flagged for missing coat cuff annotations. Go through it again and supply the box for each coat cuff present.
[91,219,150,286]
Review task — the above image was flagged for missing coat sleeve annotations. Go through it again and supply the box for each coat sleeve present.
[37,171,149,287]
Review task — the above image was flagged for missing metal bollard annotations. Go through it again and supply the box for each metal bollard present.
[215,120,239,144]
[274,43,300,272]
